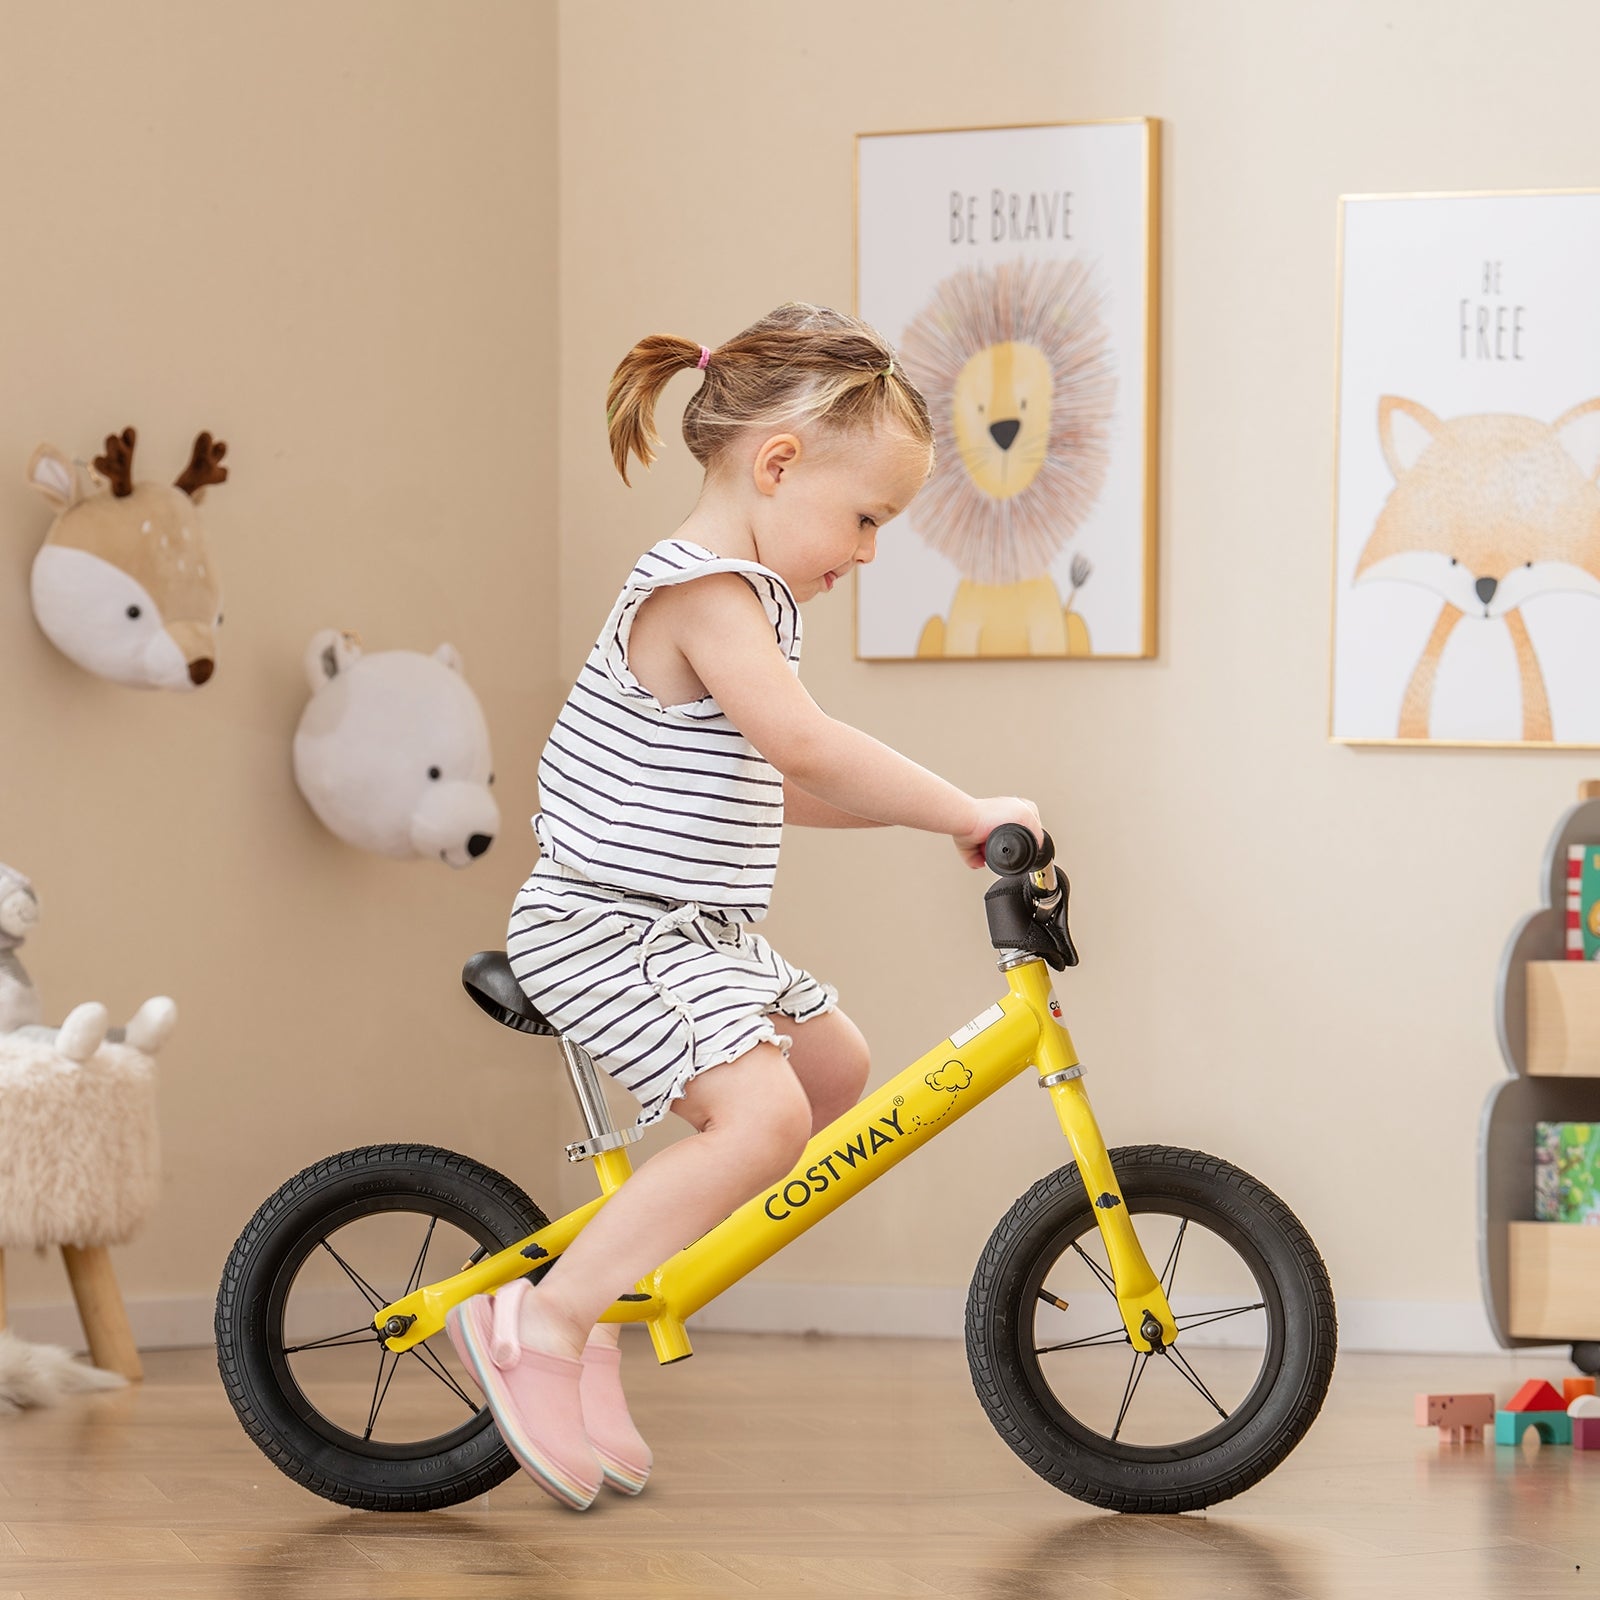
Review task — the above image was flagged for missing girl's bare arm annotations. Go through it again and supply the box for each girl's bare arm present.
[652,582,972,838]
[782,780,886,829]
[665,575,984,837]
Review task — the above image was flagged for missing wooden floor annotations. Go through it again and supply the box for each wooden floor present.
[1,1336,1597,1598]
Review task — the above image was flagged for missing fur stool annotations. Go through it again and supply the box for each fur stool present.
[0,1035,160,1380]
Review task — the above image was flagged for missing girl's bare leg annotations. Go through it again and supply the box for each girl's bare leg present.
[516,1041,813,1358]
[570,1011,865,1356]
[777,1007,871,1134]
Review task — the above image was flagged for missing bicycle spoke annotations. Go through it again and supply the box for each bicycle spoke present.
[403,1216,439,1300]
[405,1337,480,1413]
[365,1346,403,1440]
[1068,1240,1118,1299]
[284,1323,385,1354]
[1158,1218,1188,1297]
[1173,1301,1265,1332]
[1035,1326,1133,1355]
[318,1239,387,1312]
[1111,1351,1150,1441]
[1164,1345,1229,1420]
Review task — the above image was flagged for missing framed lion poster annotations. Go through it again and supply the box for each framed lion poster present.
[854,118,1159,661]
[1331,190,1600,748]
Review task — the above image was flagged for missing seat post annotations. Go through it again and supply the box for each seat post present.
[560,1037,618,1142]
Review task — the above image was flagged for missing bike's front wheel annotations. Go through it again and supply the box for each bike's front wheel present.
[966,1145,1336,1514]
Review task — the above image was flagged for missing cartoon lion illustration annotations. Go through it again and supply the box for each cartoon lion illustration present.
[897,257,1116,657]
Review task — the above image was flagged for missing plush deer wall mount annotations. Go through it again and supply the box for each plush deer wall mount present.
[27,427,230,690]
[1355,396,1600,741]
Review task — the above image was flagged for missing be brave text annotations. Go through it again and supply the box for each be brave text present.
[951,189,1074,246]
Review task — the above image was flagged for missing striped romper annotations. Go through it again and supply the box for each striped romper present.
[506,539,838,1129]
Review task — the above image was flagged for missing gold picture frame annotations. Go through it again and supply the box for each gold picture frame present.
[853,118,1161,663]
[1329,187,1600,750]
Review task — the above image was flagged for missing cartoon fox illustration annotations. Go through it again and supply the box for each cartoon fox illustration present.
[1355,396,1600,741]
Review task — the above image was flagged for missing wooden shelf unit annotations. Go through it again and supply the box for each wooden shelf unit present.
[1481,786,1600,1361]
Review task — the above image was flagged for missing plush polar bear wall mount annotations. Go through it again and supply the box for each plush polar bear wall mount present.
[292,630,500,868]
[27,427,229,690]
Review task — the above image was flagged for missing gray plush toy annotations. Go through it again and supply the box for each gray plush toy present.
[0,863,175,1060]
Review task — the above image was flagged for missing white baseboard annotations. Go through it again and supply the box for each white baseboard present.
[692,1282,1566,1357]
[4,1284,1572,1359]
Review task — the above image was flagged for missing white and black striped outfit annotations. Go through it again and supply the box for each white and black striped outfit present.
[506,540,837,1128]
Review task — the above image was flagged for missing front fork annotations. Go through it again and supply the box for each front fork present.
[1010,960,1179,1354]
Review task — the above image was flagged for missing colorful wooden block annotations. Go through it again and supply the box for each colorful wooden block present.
[1573,1416,1600,1450]
[1415,1392,1494,1441]
[1563,1376,1596,1405]
[1570,1393,1600,1419]
[1507,1379,1568,1412]
[1496,1408,1573,1445]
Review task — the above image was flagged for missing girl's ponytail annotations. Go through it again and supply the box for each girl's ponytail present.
[606,335,710,485]
[605,303,933,486]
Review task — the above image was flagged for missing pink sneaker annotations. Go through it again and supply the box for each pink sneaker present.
[581,1336,653,1494]
[445,1281,602,1510]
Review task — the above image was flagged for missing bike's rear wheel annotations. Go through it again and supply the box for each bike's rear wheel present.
[215,1144,548,1511]
[966,1145,1336,1513]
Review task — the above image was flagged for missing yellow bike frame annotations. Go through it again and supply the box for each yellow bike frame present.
[373,957,1179,1364]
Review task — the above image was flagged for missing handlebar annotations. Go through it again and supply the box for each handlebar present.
[980,823,1077,969]
[984,824,1055,877]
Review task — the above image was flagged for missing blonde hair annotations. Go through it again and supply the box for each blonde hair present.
[605,301,934,485]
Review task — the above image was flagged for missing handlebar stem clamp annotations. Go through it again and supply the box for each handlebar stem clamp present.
[983,871,1080,971]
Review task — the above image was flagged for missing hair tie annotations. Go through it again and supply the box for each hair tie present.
[697,345,712,370]
[882,358,896,380]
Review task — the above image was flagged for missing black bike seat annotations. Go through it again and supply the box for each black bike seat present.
[461,951,557,1036]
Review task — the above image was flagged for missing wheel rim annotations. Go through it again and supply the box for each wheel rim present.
[261,1192,506,1461]
[1017,1196,1286,1461]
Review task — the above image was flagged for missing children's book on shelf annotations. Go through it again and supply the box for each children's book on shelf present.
[1568,843,1600,960]
[1535,1121,1600,1223]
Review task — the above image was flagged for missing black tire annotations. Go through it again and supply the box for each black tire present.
[966,1145,1336,1513]
[215,1144,549,1511]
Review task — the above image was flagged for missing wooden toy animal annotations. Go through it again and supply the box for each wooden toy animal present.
[1414,1391,1494,1443]
[27,427,229,689]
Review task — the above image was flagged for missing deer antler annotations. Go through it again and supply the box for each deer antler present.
[93,427,137,498]
[175,432,228,498]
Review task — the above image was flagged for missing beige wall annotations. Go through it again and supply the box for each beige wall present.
[0,1,565,1334]
[556,0,1600,1345]
[6,0,1598,1353]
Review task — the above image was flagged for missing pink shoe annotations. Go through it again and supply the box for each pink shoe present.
[581,1336,653,1494]
[445,1281,602,1510]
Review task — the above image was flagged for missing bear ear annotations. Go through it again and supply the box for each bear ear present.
[27,445,84,511]
[305,629,362,691]
[433,643,464,675]
[1378,397,1441,481]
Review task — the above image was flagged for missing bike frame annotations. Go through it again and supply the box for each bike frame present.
[374,956,1180,1365]
[374,953,1177,1369]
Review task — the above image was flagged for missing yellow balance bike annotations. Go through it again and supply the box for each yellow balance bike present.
[215,826,1336,1515]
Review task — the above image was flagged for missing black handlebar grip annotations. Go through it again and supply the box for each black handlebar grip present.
[984,824,1054,875]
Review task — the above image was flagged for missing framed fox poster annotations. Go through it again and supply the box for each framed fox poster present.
[1331,190,1600,748]
[854,119,1159,661]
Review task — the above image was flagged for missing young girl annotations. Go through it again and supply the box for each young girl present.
[447,301,1042,1510]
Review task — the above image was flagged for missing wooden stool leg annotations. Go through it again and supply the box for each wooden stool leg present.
[61,1244,142,1381]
